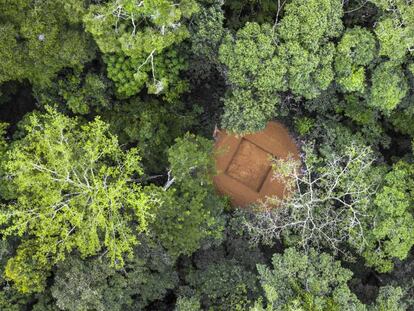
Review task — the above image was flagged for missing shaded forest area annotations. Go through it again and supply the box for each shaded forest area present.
[0,0,414,310]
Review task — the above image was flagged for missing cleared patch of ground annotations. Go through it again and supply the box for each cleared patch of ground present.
[213,121,300,208]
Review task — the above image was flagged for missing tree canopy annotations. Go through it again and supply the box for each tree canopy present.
[84,0,198,100]
[0,0,414,309]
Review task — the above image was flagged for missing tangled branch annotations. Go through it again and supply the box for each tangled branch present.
[243,143,379,259]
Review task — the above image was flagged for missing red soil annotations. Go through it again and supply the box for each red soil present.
[213,121,300,208]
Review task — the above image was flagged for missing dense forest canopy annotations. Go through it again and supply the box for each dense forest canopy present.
[0,0,414,310]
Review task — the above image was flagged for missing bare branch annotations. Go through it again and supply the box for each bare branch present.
[163,170,175,190]
[243,144,378,259]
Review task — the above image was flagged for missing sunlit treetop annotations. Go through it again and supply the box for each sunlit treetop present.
[0,108,154,292]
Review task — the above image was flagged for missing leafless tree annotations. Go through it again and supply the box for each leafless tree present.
[242,143,380,259]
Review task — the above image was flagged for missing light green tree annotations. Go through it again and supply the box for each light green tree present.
[277,0,343,99]
[251,248,364,310]
[363,161,414,272]
[219,22,286,134]
[146,133,226,258]
[218,0,344,134]
[368,61,408,112]
[251,248,405,311]
[370,286,406,311]
[335,27,377,93]
[0,108,153,293]
[371,0,414,61]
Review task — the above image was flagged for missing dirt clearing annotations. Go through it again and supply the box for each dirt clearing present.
[213,121,300,208]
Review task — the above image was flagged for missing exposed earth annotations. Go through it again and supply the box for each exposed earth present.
[213,121,300,207]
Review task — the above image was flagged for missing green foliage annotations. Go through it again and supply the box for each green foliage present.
[175,296,201,311]
[219,23,286,134]
[221,89,280,134]
[0,240,34,310]
[369,286,406,311]
[189,2,226,81]
[190,3,226,64]
[4,242,52,294]
[389,110,414,137]
[34,70,111,114]
[224,0,279,29]
[30,293,56,311]
[0,123,8,155]
[51,240,178,311]
[280,41,335,100]
[146,184,225,258]
[103,98,195,173]
[302,84,392,149]
[186,261,258,310]
[0,286,31,311]
[0,108,153,292]
[336,95,378,125]
[253,248,363,310]
[103,49,189,101]
[277,0,343,99]
[146,134,226,257]
[167,134,215,188]
[84,0,198,99]
[335,27,377,93]
[220,23,285,91]
[0,0,95,86]
[278,0,343,52]
[368,61,408,113]
[363,161,414,272]
[51,257,117,311]
[386,66,414,136]
[372,0,414,61]
[0,0,414,308]
[294,117,315,136]
[329,94,391,150]
[219,0,344,133]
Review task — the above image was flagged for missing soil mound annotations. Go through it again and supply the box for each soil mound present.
[213,121,300,208]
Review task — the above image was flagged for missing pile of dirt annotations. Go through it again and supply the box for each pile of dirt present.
[213,121,300,208]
